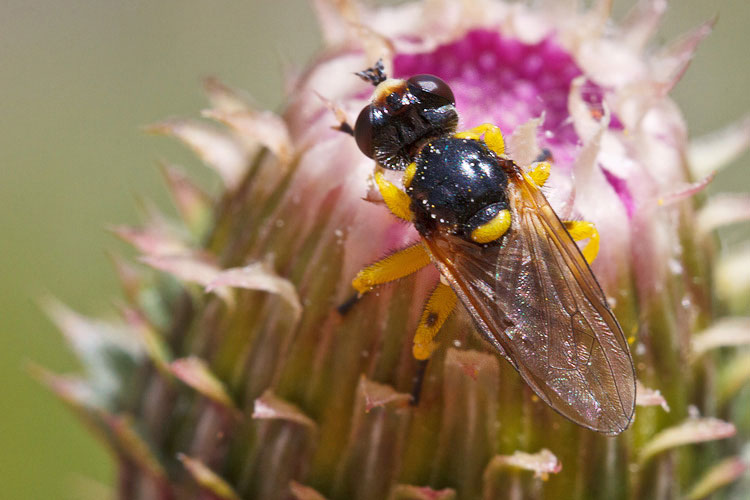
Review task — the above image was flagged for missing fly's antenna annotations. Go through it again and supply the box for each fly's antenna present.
[355,59,387,86]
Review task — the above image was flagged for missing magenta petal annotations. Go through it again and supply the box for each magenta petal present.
[601,166,635,218]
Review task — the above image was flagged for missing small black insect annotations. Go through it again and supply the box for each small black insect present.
[341,61,636,435]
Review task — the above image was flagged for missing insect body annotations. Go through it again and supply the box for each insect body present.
[345,61,636,435]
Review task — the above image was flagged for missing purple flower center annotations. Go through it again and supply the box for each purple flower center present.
[394,29,608,169]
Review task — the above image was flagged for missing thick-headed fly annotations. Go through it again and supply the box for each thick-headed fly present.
[342,60,636,435]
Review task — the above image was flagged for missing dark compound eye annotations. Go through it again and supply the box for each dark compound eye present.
[354,105,375,158]
[407,74,455,104]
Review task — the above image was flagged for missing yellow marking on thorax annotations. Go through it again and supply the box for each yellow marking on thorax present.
[470,209,512,244]
[403,162,417,188]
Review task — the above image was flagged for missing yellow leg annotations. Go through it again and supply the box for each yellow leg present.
[528,161,551,188]
[454,123,505,156]
[374,171,412,222]
[413,283,458,360]
[564,220,600,264]
[352,243,431,295]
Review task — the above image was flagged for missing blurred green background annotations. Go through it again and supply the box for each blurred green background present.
[1,1,747,498]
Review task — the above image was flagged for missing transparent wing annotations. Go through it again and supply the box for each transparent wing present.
[423,170,636,434]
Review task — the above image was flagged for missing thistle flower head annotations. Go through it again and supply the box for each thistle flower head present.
[43,1,750,499]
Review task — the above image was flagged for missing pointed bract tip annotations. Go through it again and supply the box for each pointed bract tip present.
[169,356,238,412]
[639,417,736,464]
[178,453,241,500]
[635,381,670,412]
[290,481,329,500]
[686,456,748,500]
[205,262,302,325]
[388,484,457,500]
[485,449,562,481]
[105,413,166,479]
[252,390,317,430]
[357,375,412,412]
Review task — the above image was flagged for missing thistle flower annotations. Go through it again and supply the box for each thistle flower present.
[41,0,750,498]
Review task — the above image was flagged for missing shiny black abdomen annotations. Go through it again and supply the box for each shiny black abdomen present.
[407,137,509,241]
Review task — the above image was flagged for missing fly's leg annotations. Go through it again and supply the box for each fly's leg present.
[528,161,551,188]
[410,359,429,405]
[335,121,355,136]
[338,170,416,314]
[321,95,355,136]
[413,282,458,360]
[410,282,458,404]
[454,123,505,156]
[527,159,599,265]
[351,243,431,295]
[564,221,600,264]
[373,171,413,222]
[336,292,360,315]
[338,242,430,314]
[341,161,456,405]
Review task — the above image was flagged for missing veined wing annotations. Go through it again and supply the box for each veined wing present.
[422,169,636,434]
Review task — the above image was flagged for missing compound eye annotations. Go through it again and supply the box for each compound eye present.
[407,74,455,104]
[354,105,375,158]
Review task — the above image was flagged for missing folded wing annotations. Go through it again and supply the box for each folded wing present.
[423,170,636,434]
